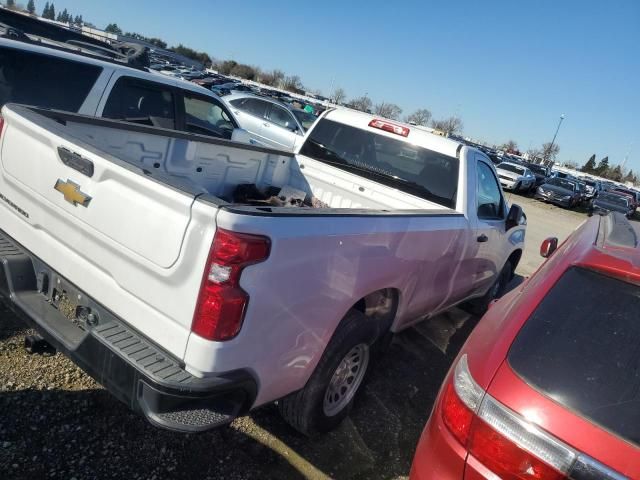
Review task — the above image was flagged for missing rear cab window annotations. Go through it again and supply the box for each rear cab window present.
[0,45,101,112]
[299,119,459,208]
[509,267,640,446]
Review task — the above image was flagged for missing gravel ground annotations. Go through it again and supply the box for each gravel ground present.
[0,306,474,480]
[0,193,598,480]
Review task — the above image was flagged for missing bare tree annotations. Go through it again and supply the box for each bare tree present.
[374,102,402,120]
[526,148,543,163]
[500,140,519,153]
[349,96,373,113]
[431,116,463,136]
[405,108,432,126]
[541,142,560,166]
[282,75,304,93]
[330,87,346,105]
[259,69,285,87]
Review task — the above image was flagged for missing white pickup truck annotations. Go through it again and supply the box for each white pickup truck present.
[0,104,525,434]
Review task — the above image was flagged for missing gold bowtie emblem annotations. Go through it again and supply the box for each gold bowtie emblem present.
[53,179,91,207]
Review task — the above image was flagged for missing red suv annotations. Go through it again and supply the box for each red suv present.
[410,212,639,480]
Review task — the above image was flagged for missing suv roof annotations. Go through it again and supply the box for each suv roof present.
[0,37,212,98]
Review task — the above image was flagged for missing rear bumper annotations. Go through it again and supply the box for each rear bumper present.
[0,229,256,433]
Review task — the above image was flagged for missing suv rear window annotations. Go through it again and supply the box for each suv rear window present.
[0,46,101,112]
[103,77,176,129]
[299,119,459,208]
[509,267,640,446]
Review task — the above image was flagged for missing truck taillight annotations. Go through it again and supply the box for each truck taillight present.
[191,229,270,341]
[368,119,410,137]
[0,115,4,138]
[442,355,576,479]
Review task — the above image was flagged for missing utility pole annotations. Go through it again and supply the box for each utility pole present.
[545,114,565,166]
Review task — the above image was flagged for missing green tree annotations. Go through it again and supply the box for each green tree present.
[230,64,258,80]
[27,0,35,14]
[170,44,211,65]
[5,0,16,9]
[624,169,636,184]
[405,108,432,126]
[104,23,123,35]
[48,3,55,19]
[595,156,609,176]
[581,154,596,173]
[42,2,49,17]
[609,164,623,182]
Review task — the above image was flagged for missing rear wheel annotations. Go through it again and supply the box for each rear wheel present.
[278,309,378,436]
[463,260,513,316]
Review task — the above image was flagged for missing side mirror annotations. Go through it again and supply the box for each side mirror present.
[505,204,524,230]
[540,237,559,258]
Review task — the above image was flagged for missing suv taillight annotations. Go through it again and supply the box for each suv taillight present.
[0,115,5,138]
[191,228,270,341]
[442,355,575,479]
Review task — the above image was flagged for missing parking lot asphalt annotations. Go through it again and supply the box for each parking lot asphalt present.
[0,194,597,480]
[507,192,586,276]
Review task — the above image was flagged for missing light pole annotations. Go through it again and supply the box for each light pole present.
[545,114,565,165]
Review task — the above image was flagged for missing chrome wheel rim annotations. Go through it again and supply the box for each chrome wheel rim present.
[323,343,369,417]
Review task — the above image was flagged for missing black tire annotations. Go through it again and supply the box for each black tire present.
[278,309,378,436]
[462,260,513,316]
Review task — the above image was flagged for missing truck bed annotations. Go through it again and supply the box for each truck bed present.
[38,107,445,212]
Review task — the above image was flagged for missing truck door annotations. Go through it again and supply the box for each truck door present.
[473,159,507,294]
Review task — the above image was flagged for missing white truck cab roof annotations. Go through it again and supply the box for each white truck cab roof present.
[322,108,463,159]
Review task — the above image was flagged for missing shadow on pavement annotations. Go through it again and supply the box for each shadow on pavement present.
[0,278,533,480]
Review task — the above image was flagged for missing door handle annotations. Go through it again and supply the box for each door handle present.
[263,122,270,127]
[234,110,240,115]
[477,234,489,243]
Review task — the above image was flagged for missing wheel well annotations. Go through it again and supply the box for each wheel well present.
[349,288,399,335]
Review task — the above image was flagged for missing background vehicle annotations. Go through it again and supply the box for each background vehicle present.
[582,178,602,199]
[212,82,255,96]
[535,177,581,208]
[589,192,633,217]
[575,180,588,205]
[524,162,549,188]
[495,162,536,192]
[0,37,249,142]
[611,186,638,211]
[410,212,640,480]
[0,104,524,435]
[225,93,317,151]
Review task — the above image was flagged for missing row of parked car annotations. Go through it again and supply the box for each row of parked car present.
[486,153,640,218]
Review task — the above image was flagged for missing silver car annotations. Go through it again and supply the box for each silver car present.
[223,93,318,151]
[496,162,536,192]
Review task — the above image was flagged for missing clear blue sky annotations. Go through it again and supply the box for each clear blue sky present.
[42,0,640,170]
